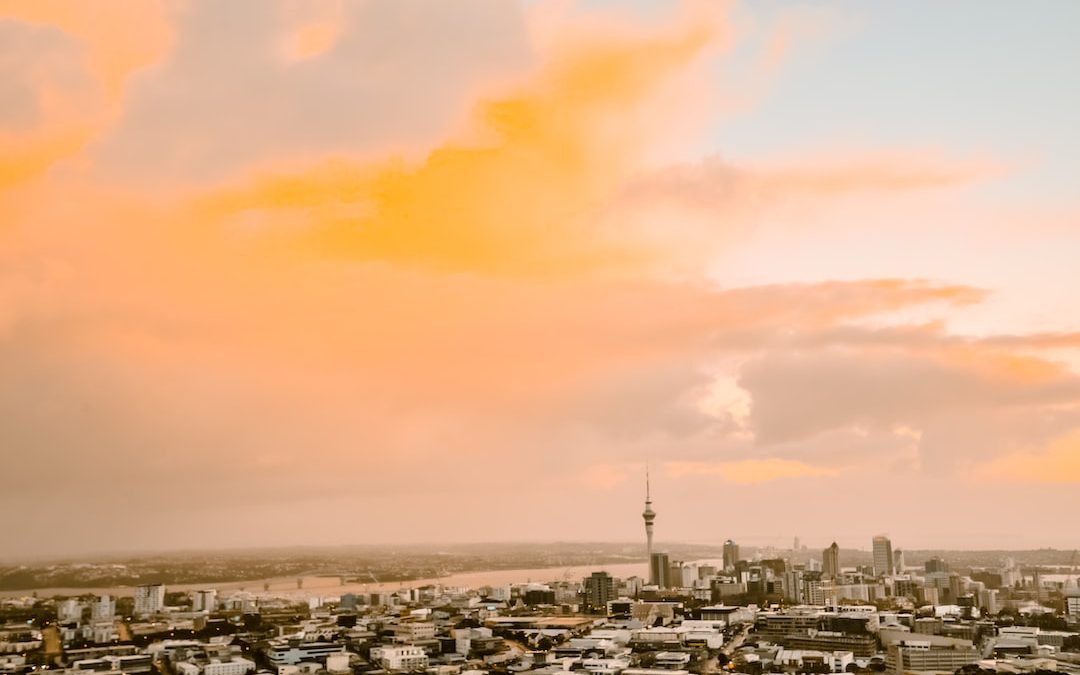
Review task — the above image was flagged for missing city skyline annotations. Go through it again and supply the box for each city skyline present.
[3,0,1080,557]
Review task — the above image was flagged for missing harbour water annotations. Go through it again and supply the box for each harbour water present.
[0,561,657,599]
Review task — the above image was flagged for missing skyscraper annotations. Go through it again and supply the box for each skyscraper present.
[650,552,671,588]
[893,549,906,573]
[91,595,115,620]
[723,539,740,572]
[134,583,166,616]
[823,542,840,578]
[583,571,615,612]
[873,535,895,576]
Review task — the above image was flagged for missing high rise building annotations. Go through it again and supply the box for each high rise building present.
[582,571,615,613]
[893,549,906,573]
[823,542,840,578]
[872,535,894,576]
[723,539,740,571]
[783,570,804,603]
[1066,594,1080,618]
[193,589,218,612]
[91,595,115,621]
[58,599,81,622]
[650,552,671,588]
[134,583,166,616]
[925,557,949,573]
[979,589,1000,614]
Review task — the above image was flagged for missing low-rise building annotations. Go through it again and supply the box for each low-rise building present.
[264,641,345,667]
[885,641,979,674]
[370,645,429,671]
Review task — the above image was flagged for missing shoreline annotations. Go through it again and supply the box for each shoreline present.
[0,560,683,599]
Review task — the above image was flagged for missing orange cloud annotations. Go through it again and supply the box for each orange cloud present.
[974,432,1080,484]
[1,0,171,96]
[0,126,92,193]
[197,16,719,275]
[666,458,837,483]
[279,0,345,62]
[283,21,340,61]
[578,464,630,491]
[0,0,173,192]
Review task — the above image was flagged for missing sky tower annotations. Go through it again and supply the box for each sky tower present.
[642,465,656,562]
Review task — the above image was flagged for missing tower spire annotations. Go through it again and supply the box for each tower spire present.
[642,463,657,582]
[646,462,651,501]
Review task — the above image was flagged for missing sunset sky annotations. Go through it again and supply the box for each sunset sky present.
[2,0,1080,558]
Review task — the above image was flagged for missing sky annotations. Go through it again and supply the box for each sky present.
[2,0,1080,559]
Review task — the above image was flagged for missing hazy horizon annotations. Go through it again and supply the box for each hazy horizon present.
[5,537,1078,565]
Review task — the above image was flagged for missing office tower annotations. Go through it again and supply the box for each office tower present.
[134,583,166,616]
[583,571,615,612]
[669,560,684,588]
[650,552,671,588]
[948,574,962,603]
[91,595,115,621]
[58,599,81,622]
[723,539,740,571]
[1066,593,1080,618]
[925,557,949,574]
[642,467,656,567]
[783,570,804,603]
[893,549,906,573]
[872,535,894,576]
[804,578,825,605]
[823,542,840,578]
[193,589,218,612]
[793,536,800,551]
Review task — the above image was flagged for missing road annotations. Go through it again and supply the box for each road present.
[722,623,751,656]
[700,622,752,674]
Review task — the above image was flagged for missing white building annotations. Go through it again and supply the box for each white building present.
[453,627,492,655]
[886,641,978,674]
[370,646,428,671]
[979,589,999,614]
[79,621,118,644]
[134,584,166,616]
[1066,594,1080,617]
[393,622,435,643]
[580,657,631,675]
[776,649,854,673]
[58,599,82,622]
[92,596,115,621]
[325,654,350,674]
[175,657,255,675]
[204,657,255,675]
[265,642,345,667]
[192,590,217,613]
